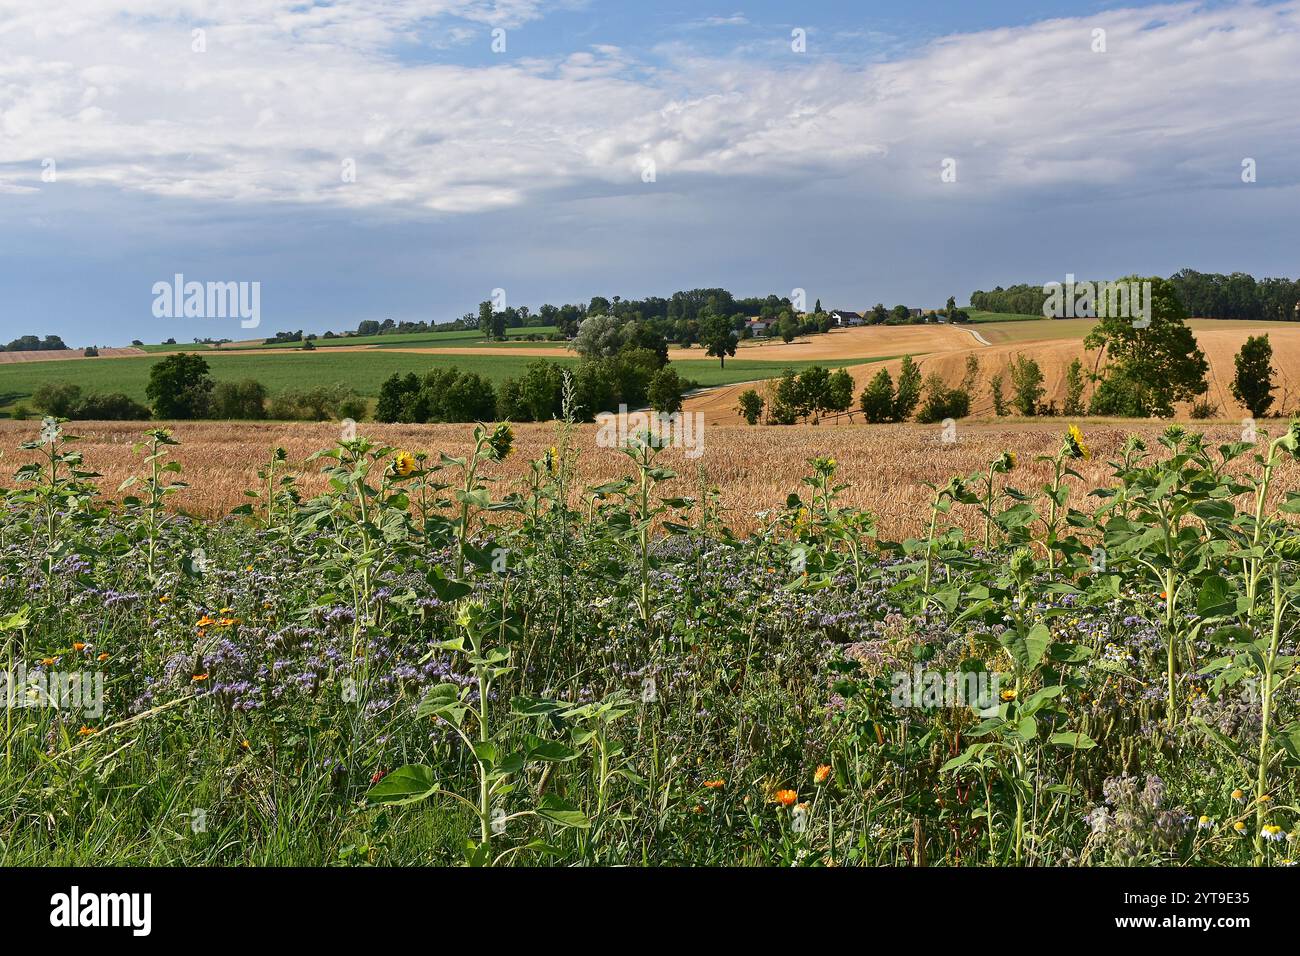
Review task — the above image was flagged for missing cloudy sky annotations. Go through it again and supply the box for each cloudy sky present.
[1,0,1298,346]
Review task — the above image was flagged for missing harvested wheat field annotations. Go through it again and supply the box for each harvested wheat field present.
[0,347,145,364]
[3,418,1297,541]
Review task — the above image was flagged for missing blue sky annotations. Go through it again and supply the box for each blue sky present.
[1,0,1298,346]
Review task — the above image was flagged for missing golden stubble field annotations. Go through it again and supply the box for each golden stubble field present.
[3,418,1298,540]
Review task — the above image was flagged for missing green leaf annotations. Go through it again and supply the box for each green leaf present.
[367,765,438,805]
[1048,732,1096,750]
[537,795,590,829]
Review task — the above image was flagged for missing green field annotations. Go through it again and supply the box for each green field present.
[964,309,1046,324]
[0,350,871,413]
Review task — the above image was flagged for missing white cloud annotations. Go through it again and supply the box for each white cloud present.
[2,1,1299,214]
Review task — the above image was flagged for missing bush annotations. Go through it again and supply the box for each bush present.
[915,374,971,424]
[269,384,366,421]
[68,393,152,420]
[211,380,269,419]
[84,347,99,357]
[1190,399,1219,420]
[32,382,83,417]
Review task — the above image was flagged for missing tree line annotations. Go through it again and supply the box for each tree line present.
[971,269,1300,322]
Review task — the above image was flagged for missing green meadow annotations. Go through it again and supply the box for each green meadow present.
[0,349,872,413]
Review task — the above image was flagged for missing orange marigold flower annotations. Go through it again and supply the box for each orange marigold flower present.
[814,764,832,784]
[72,642,86,652]
[97,653,110,662]
[39,657,57,667]
[196,615,217,628]
[703,779,725,789]
[774,789,798,807]
[77,726,96,736]
[191,673,209,682]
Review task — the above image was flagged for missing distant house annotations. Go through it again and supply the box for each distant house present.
[829,309,864,327]
[746,317,773,336]
[909,308,924,319]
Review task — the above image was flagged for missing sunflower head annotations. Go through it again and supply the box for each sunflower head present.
[1064,425,1090,460]
[393,450,417,477]
[486,423,514,461]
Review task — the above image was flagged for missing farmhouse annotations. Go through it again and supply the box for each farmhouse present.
[745,317,773,336]
[829,309,865,327]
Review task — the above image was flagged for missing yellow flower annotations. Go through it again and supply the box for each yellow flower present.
[191,673,209,682]
[77,726,96,737]
[1001,689,1017,701]
[1232,789,1246,802]
[774,789,798,807]
[703,779,725,789]
[72,642,86,652]
[196,615,217,628]
[393,450,417,477]
[1234,821,1247,832]
[814,764,832,785]
[1065,424,1090,460]
[97,653,110,662]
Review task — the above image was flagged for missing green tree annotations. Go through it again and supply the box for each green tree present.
[1231,334,1276,418]
[1009,354,1045,416]
[989,372,1008,416]
[778,313,798,344]
[1063,358,1086,416]
[893,356,922,421]
[736,389,765,425]
[1084,276,1208,418]
[699,314,737,368]
[796,365,831,422]
[826,368,855,418]
[647,366,685,414]
[146,352,213,419]
[859,368,894,423]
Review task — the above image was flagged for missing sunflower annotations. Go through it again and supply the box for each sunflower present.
[1064,425,1090,460]
[393,450,417,477]
[486,423,514,461]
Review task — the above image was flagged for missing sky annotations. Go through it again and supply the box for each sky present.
[1,0,1298,346]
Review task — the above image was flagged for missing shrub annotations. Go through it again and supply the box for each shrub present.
[269,384,365,421]
[211,380,269,419]
[32,382,83,417]
[69,393,152,420]
[915,373,971,424]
